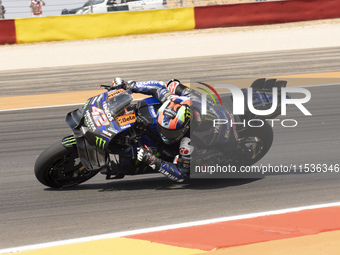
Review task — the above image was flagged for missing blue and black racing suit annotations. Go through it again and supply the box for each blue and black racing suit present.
[126,80,238,182]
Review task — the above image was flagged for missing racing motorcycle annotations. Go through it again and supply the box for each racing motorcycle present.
[34,78,285,188]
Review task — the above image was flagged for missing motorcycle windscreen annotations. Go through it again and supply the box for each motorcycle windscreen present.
[106,89,133,117]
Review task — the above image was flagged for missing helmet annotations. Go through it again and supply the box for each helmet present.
[157,97,191,144]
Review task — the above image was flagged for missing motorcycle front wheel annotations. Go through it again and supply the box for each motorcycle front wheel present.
[34,141,99,188]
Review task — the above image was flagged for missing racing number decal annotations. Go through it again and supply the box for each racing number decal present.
[91,106,110,127]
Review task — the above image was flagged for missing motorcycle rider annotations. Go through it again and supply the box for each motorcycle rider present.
[110,77,238,182]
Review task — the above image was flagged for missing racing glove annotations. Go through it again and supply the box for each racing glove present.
[110,77,135,90]
[137,145,161,170]
[137,143,190,182]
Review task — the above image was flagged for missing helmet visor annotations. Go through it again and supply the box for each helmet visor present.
[157,122,189,140]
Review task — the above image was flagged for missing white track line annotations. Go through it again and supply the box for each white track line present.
[1,201,340,254]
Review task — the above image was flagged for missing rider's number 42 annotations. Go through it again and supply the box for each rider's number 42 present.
[91,106,110,127]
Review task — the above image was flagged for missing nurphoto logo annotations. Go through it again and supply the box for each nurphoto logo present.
[198,82,312,128]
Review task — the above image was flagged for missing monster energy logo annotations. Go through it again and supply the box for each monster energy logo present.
[185,108,191,118]
[96,136,106,150]
[62,136,76,146]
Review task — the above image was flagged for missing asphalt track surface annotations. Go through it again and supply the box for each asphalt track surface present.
[1,46,340,249]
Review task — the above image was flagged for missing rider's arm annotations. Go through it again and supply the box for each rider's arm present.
[137,145,189,182]
[112,78,188,103]
[137,137,192,182]
[127,81,174,103]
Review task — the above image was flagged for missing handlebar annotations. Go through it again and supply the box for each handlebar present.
[99,84,112,91]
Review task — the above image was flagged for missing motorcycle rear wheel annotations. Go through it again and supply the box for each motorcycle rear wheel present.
[236,121,274,166]
[34,141,99,188]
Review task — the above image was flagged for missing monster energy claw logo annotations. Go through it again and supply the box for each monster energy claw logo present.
[62,136,76,146]
[96,136,106,150]
[185,108,191,118]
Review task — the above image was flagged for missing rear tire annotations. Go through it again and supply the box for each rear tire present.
[236,121,274,165]
[34,141,99,188]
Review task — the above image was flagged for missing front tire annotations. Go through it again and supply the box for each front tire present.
[34,141,99,188]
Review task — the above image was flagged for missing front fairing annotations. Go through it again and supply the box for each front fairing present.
[81,89,136,150]
[66,89,136,170]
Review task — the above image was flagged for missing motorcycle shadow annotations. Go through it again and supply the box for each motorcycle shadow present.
[47,175,261,191]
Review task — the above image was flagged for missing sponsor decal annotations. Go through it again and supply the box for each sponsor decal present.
[95,136,106,150]
[120,124,132,130]
[159,167,178,181]
[185,107,191,118]
[115,113,136,127]
[62,136,76,146]
[103,101,114,122]
[137,81,164,86]
[85,110,97,131]
[107,89,124,100]
[101,130,113,139]
[108,127,119,134]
